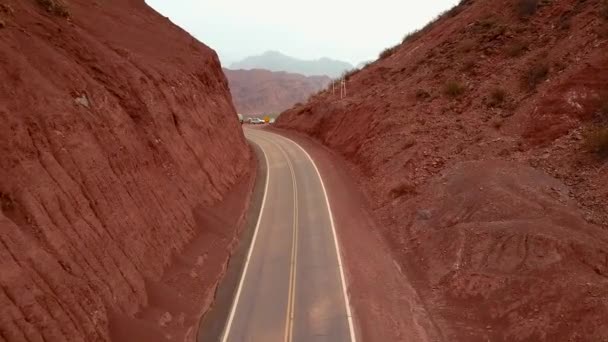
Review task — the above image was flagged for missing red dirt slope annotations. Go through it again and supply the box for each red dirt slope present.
[0,0,251,341]
[277,0,608,340]
[224,68,331,115]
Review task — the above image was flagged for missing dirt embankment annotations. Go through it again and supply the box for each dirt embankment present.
[277,0,608,340]
[224,68,331,115]
[0,0,252,341]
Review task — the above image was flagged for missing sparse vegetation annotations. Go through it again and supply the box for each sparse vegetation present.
[488,88,507,107]
[341,68,359,80]
[602,0,608,20]
[505,40,528,57]
[477,17,497,30]
[523,61,549,90]
[415,89,431,101]
[379,45,399,60]
[586,126,608,158]
[402,30,421,44]
[518,0,539,18]
[36,0,70,17]
[444,80,466,97]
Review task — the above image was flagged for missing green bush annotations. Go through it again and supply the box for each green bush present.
[36,0,70,17]
[444,80,466,97]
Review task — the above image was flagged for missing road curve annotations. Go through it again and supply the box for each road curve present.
[221,128,356,342]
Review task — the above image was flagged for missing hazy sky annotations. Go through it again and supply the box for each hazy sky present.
[145,1,460,66]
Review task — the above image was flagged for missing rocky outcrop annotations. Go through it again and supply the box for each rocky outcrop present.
[224,68,331,115]
[276,0,608,340]
[0,0,251,341]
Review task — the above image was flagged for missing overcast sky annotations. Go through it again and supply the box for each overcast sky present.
[145,1,460,66]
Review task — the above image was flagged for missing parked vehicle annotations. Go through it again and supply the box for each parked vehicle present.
[237,114,244,124]
[250,118,265,124]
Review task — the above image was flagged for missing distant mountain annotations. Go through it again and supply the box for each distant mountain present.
[229,51,353,78]
[224,68,331,115]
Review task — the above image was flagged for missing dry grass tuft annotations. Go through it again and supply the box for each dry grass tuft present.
[444,80,466,97]
[586,127,608,158]
[379,45,399,60]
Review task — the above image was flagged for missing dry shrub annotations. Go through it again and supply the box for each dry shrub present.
[341,68,359,80]
[415,89,431,101]
[505,40,528,57]
[402,30,421,44]
[518,0,539,18]
[523,61,549,89]
[444,80,466,97]
[488,88,507,107]
[602,0,608,20]
[586,127,608,158]
[36,0,70,17]
[379,45,399,59]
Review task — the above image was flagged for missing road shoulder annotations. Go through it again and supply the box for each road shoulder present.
[197,142,268,342]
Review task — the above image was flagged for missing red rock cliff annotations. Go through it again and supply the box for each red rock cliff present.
[0,0,251,341]
[224,68,331,115]
[277,0,608,340]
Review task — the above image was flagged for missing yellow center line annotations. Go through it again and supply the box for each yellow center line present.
[275,141,299,342]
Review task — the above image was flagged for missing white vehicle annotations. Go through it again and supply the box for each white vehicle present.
[250,118,265,124]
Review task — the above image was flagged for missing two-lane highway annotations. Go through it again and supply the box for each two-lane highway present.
[221,128,356,342]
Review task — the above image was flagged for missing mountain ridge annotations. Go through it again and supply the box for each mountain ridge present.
[229,50,353,78]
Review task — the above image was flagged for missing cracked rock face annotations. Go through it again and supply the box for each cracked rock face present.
[0,0,250,341]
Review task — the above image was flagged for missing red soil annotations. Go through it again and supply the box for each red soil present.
[0,1,252,341]
[224,68,331,115]
[277,0,608,340]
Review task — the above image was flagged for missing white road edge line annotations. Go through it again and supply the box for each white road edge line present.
[220,137,271,342]
[277,133,358,342]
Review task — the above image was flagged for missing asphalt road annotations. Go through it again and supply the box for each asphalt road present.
[221,128,356,342]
